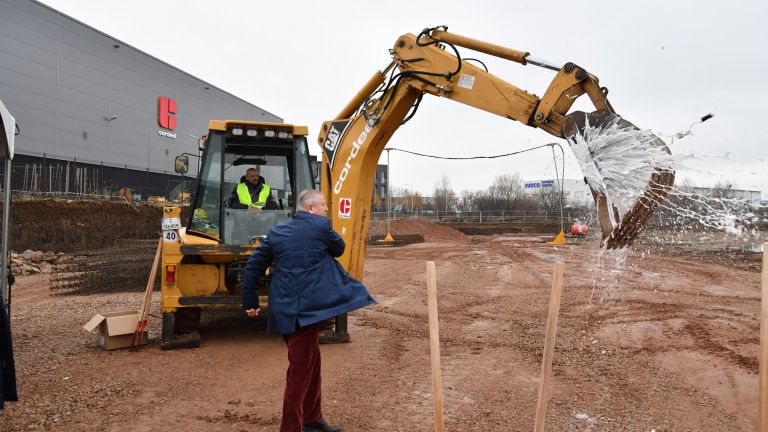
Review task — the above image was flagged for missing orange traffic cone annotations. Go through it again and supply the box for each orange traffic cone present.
[546,230,566,245]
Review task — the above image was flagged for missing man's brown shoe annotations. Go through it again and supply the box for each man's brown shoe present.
[302,418,342,432]
[318,329,350,344]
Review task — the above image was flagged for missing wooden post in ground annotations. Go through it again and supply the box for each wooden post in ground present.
[426,261,445,432]
[760,242,768,429]
[534,261,565,432]
[131,239,162,348]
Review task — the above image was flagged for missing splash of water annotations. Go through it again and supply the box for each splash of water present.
[567,115,676,232]
[571,112,764,299]
[588,247,629,304]
[655,186,762,234]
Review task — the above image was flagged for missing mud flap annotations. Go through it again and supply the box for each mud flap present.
[161,309,202,350]
[563,109,675,249]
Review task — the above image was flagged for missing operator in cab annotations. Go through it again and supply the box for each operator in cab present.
[230,167,277,210]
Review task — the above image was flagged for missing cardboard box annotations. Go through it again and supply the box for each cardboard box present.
[83,310,148,350]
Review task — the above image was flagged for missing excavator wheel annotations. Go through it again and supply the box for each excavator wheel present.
[563,109,675,249]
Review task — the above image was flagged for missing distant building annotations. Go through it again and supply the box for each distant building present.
[523,178,762,208]
[686,186,761,206]
[372,164,388,211]
[0,0,281,199]
[310,156,388,210]
[523,179,593,206]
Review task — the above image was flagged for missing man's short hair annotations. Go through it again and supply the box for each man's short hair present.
[297,189,322,211]
[246,167,259,174]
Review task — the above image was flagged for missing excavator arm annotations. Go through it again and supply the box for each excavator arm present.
[318,26,674,280]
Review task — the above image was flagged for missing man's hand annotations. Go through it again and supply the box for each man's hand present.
[245,308,260,318]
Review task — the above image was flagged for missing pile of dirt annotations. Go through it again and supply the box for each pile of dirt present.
[444,220,563,236]
[368,218,469,243]
[1,199,187,252]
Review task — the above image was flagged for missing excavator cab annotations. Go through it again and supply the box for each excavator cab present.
[160,120,313,349]
[186,121,314,244]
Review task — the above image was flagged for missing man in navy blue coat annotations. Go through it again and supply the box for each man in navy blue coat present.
[242,189,375,432]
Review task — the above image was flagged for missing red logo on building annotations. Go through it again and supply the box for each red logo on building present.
[338,198,352,219]
[158,96,177,130]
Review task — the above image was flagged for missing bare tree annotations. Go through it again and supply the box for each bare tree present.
[432,173,455,212]
[405,190,423,212]
[489,173,523,212]
[371,191,383,212]
[457,189,476,211]
[536,186,567,212]
[469,190,501,212]
[711,181,735,199]
[393,185,423,212]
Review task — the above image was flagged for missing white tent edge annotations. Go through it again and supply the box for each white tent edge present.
[0,97,15,159]
[1,97,15,307]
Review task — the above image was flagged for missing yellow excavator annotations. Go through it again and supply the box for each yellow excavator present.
[159,26,673,347]
[316,26,674,340]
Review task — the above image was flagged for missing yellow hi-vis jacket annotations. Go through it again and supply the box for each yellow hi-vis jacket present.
[237,182,271,209]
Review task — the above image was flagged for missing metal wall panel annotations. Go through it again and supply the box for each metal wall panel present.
[0,0,282,178]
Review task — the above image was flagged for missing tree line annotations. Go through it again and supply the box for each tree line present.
[381,172,586,213]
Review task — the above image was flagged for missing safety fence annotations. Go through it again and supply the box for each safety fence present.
[0,154,194,202]
[370,210,594,224]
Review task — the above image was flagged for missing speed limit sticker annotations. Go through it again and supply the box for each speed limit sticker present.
[163,230,180,243]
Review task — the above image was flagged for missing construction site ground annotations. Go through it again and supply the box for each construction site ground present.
[1,218,764,431]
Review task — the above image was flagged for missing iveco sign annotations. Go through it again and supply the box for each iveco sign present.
[524,180,554,189]
[157,96,177,139]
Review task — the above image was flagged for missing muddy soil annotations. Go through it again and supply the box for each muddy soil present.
[1,222,764,431]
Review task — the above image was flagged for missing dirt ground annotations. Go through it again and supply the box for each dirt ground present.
[0,220,764,431]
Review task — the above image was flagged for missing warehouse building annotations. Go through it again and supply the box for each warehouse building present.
[523,178,593,207]
[0,0,281,200]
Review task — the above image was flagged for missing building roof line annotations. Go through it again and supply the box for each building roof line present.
[30,0,282,122]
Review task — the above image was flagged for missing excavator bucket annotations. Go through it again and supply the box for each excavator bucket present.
[563,109,675,249]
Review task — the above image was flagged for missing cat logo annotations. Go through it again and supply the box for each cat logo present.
[324,127,340,152]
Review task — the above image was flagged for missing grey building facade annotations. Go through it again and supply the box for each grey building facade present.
[0,0,281,198]
[309,156,388,210]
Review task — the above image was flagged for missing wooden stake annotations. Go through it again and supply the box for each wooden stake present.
[534,261,565,432]
[131,239,162,348]
[426,261,445,432]
[760,242,768,429]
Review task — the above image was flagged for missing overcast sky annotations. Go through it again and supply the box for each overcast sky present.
[39,0,768,198]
